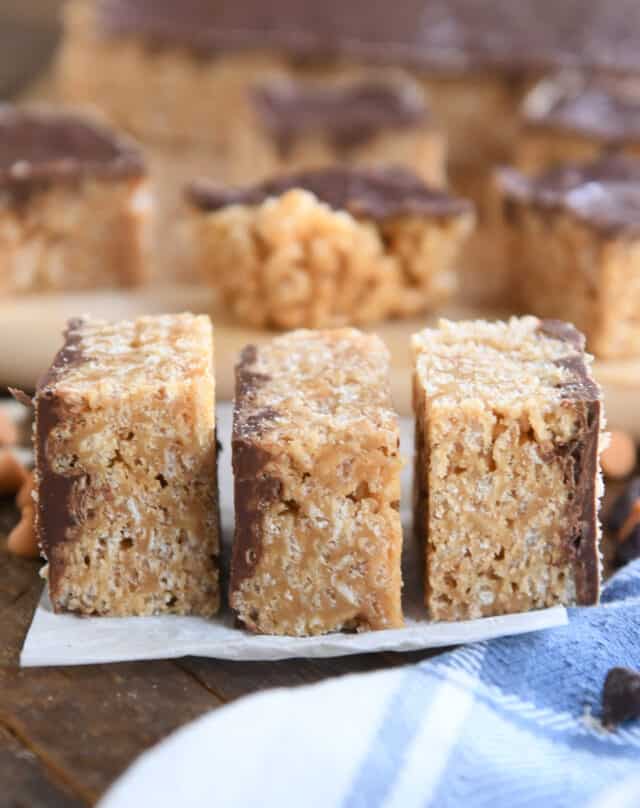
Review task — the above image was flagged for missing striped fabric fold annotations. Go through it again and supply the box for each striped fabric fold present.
[100,560,640,808]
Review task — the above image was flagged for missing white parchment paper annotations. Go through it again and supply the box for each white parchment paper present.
[20,404,568,667]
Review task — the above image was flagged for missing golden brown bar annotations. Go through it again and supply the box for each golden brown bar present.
[413,317,604,621]
[0,104,150,295]
[35,314,220,617]
[230,329,404,636]
[187,166,474,329]
[497,156,640,359]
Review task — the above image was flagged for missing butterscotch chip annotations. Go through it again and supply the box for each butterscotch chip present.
[601,431,636,480]
[0,449,27,496]
[7,503,38,559]
[0,408,18,446]
[188,166,474,329]
[34,314,220,617]
[497,156,640,359]
[413,316,604,621]
[230,329,404,636]
[0,104,150,295]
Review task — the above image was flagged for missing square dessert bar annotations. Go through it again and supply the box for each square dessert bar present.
[0,105,150,295]
[35,314,220,616]
[250,72,446,187]
[187,166,474,330]
[517,72,640,175]
[230,329,404,636]
[413,317,603,622]
[497,156,640,359]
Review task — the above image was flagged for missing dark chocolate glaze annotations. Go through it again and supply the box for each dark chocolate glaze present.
[35,318,87,576]
[97,0,640,74]
[537,319,586,352]
[251,77,428,154]
[187,166,472,221]
[499,157,640,236]
[526,73,640,142]
[0,105,145,204]
[536,319,601,605]
[229,345,282,626]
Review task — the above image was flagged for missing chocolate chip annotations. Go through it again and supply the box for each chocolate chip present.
[602,667,640,728]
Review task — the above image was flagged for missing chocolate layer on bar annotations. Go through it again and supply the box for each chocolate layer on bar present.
[251,77,428,153]
[524,73,640,142]
[187,166,472,221]
[498,157,640,235]
[0,106,144,197]
[97,0,640,74]
[35,319,87,567]
[536,319,601,605]
[230,345,282,591]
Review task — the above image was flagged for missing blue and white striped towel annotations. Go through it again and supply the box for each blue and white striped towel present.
[100,560,640,808]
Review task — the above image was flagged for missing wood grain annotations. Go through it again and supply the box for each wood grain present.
[0,663,223,803]
[0,724,86,808]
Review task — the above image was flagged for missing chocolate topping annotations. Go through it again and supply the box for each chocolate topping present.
[35,319,87,564]
[536,319,601,604]
[537,319,586,351]
[97,0,640,74]
[229,345,282,606]
[499,157,640,236]
[251,77,428,154]
[525,73,640,142]
[0,105,144,202]
[187,166,472,221]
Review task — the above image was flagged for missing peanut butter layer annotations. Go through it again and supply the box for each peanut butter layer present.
[187,167,473,329]
[230,329,403,636]
[412,316,604,621]
[497,157,640,358]
[35,313,220,617]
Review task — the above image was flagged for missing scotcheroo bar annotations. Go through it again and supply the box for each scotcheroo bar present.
[413,316,603,621]
[0,105,149,295]
[188,166,473,329]
[518,72,640,175]
[35,314,220,617]
[230,329,403,636]
[250,72,446,187]
[497,156,640,359]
